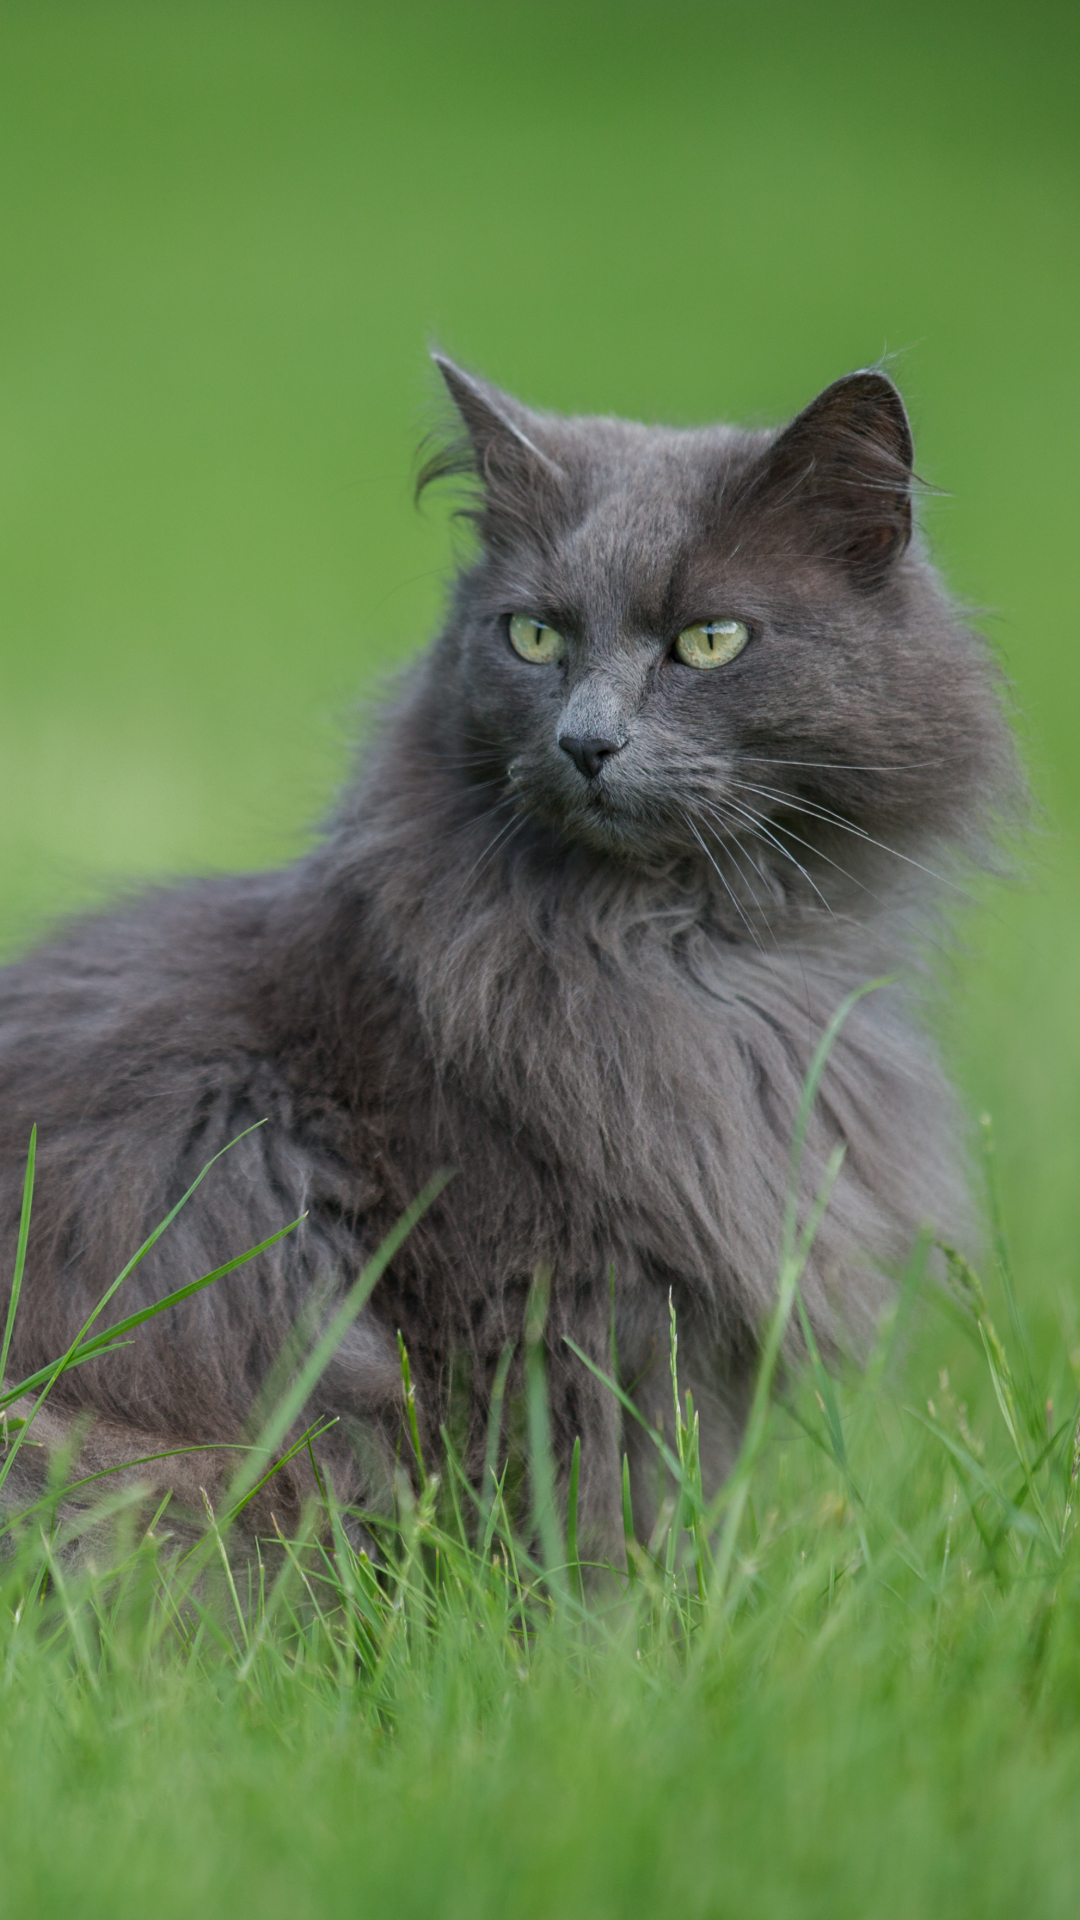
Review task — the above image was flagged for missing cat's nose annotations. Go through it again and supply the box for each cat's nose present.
[558,734,625,781]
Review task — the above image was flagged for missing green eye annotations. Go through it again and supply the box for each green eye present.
[674,619,749,669]
[509,614,567,665]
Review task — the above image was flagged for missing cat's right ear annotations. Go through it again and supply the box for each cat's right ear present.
[420,355,566,549]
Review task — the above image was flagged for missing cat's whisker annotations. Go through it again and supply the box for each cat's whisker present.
[721,794,932,936]
[405,751,508,776]
[694,808,785,954]
[734,756,941,773]
[401,725,517,772]
[701,796,836,920]
[695,804,774,918]
[461,808,527,887]
[408,772,511,802]
[704,800,955,979]
[431,788,517,856]
[718,794,872,897]
[697,801,824,1026]
[421,792,520,859]
[693,796,778,909]
[454,774,513,795]
[681,810,766,952]
[698,808,776,919]
[728,779,962,895]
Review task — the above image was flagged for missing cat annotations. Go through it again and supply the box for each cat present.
[0,357,1016,1556]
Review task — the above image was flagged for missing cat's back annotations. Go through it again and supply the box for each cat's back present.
[0,870,283,1107]
[0,868,332,1296]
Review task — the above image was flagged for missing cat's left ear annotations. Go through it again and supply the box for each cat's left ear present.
[754,371,914,589]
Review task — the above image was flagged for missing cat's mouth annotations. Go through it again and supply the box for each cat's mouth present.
[543,777,679,861]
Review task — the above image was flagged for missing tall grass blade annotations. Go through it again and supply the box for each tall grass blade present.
[219,1169,451,1517]
[0,1126,35,1395]
[566,1434,582,1602]
[397,1332,427,1479]
[979,1111,1042,1443]
[478,1339,515,1549]
[781,978,890,1271]
[524,1265,566,1601]
[701,983,887,1622]
[0,1123,282,1492]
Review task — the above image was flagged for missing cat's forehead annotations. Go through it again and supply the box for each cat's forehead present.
[537,415,763,609]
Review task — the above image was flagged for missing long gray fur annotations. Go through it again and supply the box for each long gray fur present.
[0,360,1018,1552]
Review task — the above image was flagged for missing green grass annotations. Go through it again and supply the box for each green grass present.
[0,0,1078,1910]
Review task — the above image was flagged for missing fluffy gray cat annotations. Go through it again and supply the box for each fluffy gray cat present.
[0,359,1015,1552]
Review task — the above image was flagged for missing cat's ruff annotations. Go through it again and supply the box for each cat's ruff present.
[0,359,1016,1553]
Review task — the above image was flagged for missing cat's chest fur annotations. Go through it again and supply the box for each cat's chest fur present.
[317,821,914,1368]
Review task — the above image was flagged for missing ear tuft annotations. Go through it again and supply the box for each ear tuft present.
[418,355,566,549]
[753,370,915,588]
[431,355,564,481]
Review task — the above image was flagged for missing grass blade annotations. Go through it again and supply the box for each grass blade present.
[524,1266,566,1601]
[0,1122,278,1492]
[0,1127,35,1394]
[566,1435,582,1602]
[219,1170,451,1517]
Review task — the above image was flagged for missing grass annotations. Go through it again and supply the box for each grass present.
[0,0,1078,1910]
[2,1028,1080,1916]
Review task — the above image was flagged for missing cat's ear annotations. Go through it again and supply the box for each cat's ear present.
[751,371,914,589]
[432,356,563,482]
[424,355,566,549]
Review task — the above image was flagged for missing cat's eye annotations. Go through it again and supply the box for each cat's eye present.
[508,614,567,665]
[674,620,749,669]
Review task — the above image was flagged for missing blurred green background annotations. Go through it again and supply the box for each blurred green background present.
[0,0,1077,1337]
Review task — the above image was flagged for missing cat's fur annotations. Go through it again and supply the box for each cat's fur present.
[0,359,1016,1552]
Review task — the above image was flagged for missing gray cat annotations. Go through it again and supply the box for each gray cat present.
[0,359,1015,1553]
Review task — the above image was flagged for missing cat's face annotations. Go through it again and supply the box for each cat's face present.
[425,361,997,891]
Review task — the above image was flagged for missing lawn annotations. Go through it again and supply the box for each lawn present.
[0,1,1078,1912]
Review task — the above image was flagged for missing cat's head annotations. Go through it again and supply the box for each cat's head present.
[418,358,1011,907]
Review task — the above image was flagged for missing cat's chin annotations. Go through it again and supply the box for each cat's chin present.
[537,793,679,868]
